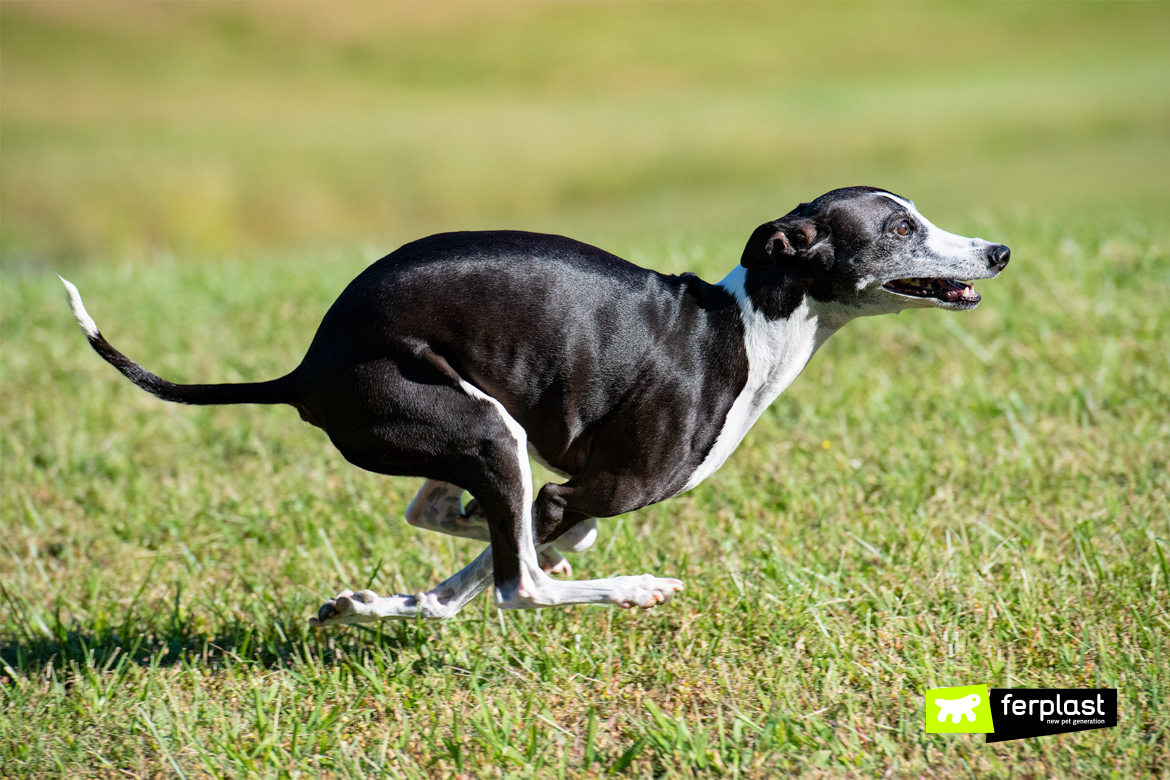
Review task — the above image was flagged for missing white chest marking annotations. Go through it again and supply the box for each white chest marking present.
[678,266,843,493]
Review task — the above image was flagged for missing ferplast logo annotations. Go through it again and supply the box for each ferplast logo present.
[924,685,1118,742]
[925,685,994,734]
[985,689,1118,743]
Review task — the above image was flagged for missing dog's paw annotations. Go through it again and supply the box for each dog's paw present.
[614,575,684,610]
[309,588,380,627]
[538,547,573,577]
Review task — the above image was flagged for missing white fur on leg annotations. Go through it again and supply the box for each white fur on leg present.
[405,473,599,574]
[310,546,494,627]
[499,570,684,610]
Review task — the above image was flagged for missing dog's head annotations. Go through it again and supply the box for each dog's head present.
[740,187,1010,319]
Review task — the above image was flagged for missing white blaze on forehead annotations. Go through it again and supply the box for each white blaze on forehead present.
[878,192,916,212]
[878,193,979,258]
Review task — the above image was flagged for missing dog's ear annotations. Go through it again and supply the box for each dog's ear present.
[740,217,833,271]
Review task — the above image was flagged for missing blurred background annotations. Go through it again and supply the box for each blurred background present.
[3,1,1168,267]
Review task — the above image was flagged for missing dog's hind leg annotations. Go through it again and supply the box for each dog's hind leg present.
[305,352,520,627]
[313,507,587,626]
[311,546,494,626]
[405,479,490,541]
[309,351,597,627]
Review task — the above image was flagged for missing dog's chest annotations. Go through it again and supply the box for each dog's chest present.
[677,282,834,494]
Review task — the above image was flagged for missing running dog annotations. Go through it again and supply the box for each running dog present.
[61,186,1010,626]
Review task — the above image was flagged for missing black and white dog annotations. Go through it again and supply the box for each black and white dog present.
[62,186,1009,626]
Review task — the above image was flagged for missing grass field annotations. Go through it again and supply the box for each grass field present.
[2,3,1169,778]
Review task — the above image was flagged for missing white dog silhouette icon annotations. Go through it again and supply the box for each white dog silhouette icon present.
[935,693,981,723]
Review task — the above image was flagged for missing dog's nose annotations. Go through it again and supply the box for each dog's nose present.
[987,244,1010,271]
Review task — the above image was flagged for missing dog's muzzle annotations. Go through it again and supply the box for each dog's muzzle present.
[883,243,1010,310]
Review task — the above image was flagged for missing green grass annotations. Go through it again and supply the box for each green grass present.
[2,3,1169,778]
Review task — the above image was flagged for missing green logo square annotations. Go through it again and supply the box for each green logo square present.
[925,684,994,733]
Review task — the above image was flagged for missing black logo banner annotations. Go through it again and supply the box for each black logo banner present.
[986,689,1118,743]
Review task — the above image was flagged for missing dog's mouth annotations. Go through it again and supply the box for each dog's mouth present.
[882,278,981,309]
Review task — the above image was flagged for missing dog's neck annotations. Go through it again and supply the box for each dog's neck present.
[718,264,848,416]
[679,265,850,493]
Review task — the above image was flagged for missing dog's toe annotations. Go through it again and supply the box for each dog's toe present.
[310,601,340,627]
[309,589,361,627]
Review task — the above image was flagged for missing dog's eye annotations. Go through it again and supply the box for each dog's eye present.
[894,220,912,237]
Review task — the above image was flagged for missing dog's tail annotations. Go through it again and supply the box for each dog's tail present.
[59,276,298,407]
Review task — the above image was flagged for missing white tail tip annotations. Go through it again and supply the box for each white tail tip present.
[58,275,100,338]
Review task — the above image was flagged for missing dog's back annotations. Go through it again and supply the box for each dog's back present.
[295,230,746,477]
